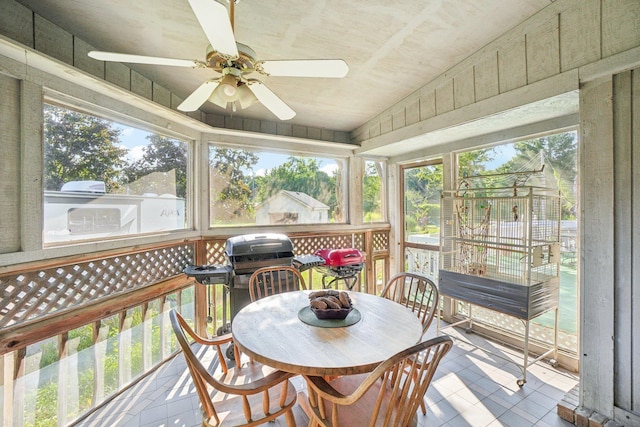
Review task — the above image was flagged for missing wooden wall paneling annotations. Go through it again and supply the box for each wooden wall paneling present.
[105,61,131,91]
[33,15,73,66]
[368,121,381,139]
[602,0,640,58]
[473,52,499,102]
[560,0,601,71]
[405,97,420,126]
[380,114,393,135]
[392,107,406,131]
[306,126,322,140]
[579,76,615,414]
[321,128,335,142]
[152,83,171,108]
[0,73,20,253]
[526,16,560,84]
[277,122,293,136]
[291,124,307,138]
[418,87,436,121]
[453,67,475,108]
[74,38,104,79]
[131,70,152,100]
[0,0,33,47]
[435,79,454,115]
[349,156,364,227]
[20,80,44,252]
[613,70,632,411]
[498,36,527,93]
[632,67,640,414]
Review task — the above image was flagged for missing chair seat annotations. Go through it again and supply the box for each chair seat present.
[304,337,452,427]
[306,374,418,427]
[205,379,298,426]
[213,357,279,386]
[170,310,297,427]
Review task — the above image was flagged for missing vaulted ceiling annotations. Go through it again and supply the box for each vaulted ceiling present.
[15,0,555,133]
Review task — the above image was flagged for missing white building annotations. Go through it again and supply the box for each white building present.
[256,190,329,225]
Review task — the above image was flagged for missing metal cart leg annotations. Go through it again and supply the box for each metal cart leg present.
[518,320,530,387]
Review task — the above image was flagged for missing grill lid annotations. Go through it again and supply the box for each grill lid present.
[314,248,364,267]
[225,233,294,258]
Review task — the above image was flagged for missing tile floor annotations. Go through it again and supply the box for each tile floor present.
[76,324,578,427]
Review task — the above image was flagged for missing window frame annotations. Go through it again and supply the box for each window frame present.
[42,97,196,247]
[206,140,354,230]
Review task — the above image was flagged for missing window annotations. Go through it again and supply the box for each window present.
[363,159,385,223]
[43,103,189,244]
[401,160,443,282]
[209,145,346,226]
[456,130,578,352]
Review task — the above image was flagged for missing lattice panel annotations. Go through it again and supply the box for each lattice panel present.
[205,240,228,264]
[372,231,389,253]
[471,306,577,353]
[0,243,194,328]
[292,234,365,255]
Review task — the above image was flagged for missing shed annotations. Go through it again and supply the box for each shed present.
[256,191,329,225]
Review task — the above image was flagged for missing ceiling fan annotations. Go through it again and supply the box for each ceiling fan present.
[88,0,349,120]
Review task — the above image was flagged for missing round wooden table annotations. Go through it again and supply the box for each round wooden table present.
[231,290,423,376]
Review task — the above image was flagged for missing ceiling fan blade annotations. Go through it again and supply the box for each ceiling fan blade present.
[247,80,296,120]
[188,0,238,60]
[177,80,220,112]
[88,51,205,68]
[258,59,349,78]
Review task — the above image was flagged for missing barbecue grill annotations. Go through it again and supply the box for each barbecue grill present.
[184,238,365,330]
[225,233,294,317]
[314,248,365,290]
[184,233,295,330]
[183,233,297,359]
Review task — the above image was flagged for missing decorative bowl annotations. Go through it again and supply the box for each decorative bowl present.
[310,305,353,320]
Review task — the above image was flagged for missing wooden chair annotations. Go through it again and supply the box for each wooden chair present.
[380,272,439,338]
[303,336,453,427]
[169,310,297,427]
[249,265,307,302]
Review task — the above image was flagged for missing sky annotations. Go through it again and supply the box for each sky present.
[115,123,339,176]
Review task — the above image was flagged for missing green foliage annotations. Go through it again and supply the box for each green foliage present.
[209,147,259,222]
[43,104,128,192]
[457,149,495,179]
[363,161,382,221]
[121,134,188,198]
[403,164,443,234]
[495,132,577,218]
[254,157,338,217]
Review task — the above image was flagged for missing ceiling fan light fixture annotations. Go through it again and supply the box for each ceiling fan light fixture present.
[219,74,237,97]
[236,84,258,109]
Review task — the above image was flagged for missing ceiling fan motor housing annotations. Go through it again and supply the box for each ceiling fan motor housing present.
[206,42,256,73]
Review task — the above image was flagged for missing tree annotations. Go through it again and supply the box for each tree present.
[254,157,337,217]
[44,104,128,192]
[498,132,577,218]
[209,147,259,223]
[403,164,444,234]
[363,161,382,221]
[121,134,188,198]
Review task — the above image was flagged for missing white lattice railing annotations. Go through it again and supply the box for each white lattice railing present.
[0,229,391,426]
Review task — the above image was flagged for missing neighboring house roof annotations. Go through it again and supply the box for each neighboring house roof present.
[256,190,329,210]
